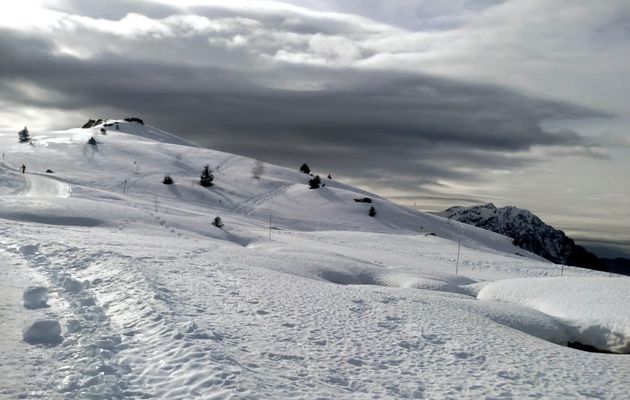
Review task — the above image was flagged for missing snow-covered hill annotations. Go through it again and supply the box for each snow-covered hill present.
[440,203,604,270]
[1,121,629,399]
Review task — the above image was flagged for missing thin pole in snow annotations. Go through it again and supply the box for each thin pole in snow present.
[455,238,461,275]
[268,213,272,240]
[560,264,564,277]
[155,194,158,212]
[455,220,463,275]
[123,179,127,194]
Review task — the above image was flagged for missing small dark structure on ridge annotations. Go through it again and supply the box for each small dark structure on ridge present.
[82,119,97,129]
[124,117,144,125]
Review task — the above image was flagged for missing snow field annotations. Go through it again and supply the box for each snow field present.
[1,121,629,399]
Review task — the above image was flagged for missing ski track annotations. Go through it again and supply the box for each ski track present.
[19,173,72,199]
[232,183,295,215]
[1,240,129,398]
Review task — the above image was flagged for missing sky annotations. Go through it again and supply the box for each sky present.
[0,0,628,258]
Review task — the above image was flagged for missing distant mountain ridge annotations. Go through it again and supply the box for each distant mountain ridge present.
[439,203,606,271]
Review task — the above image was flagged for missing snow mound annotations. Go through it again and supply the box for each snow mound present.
[478,277,630,353]
[23,319,63,345]
[22,286,48,309]
[318,268,472,296]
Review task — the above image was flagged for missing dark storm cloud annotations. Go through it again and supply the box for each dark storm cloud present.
[0,27,604,189]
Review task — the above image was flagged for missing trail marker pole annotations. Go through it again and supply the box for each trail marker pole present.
[122,179,127,194]
[454,220,463,275]
[455,238,461,275]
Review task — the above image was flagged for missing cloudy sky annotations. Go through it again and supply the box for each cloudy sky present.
[1,0,628,257]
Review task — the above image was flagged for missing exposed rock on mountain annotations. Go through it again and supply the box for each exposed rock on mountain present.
[440,203,605,271]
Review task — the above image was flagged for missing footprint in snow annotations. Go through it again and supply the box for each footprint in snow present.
[23,286,49,309]
[497,370,521,380]
[453,351,486,364]
[399,340,422,350]
[23,319,63,346]
[347,358,364,367]
[422,333,446,345]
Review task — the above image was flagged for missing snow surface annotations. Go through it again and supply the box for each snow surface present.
[478,277,630,353]
[1,120,629,399]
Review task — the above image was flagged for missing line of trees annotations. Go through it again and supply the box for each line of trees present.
[300,162,376,217]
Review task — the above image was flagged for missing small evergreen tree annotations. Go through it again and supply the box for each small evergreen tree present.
[252,159,265,179]
[308,175,321,189]
[162,174,174,185]
[200,165,214,187]
[88,137,97,145]
[368,206,377,217]
[300,163,311,174]
[212,216,224,228]
[18,127,30,142]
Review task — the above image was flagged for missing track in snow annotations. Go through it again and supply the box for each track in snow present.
[19,173,71,198]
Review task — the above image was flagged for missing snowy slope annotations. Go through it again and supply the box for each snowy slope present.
[1,121,629,399]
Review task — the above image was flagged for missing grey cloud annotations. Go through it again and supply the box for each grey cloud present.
[46,0,181,20]
[0,18,606,192]
[278,0,507,31]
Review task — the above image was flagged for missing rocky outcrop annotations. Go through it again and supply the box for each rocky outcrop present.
[440,203,605,271]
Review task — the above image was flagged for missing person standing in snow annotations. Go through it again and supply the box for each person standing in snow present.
[21,164,26,173]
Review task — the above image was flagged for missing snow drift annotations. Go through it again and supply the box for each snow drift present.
[478,277,630,353]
